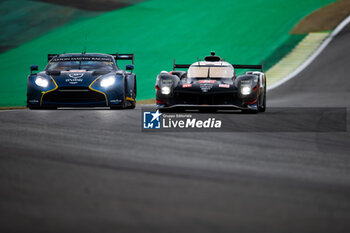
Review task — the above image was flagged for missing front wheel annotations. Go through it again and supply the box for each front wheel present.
[259,87,266,112]
[242,97,259,114]
[127,101,136,109]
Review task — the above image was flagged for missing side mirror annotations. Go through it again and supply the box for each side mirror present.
[125,64,134,71]
[30,65,38,75]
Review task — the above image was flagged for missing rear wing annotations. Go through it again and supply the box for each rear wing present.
[48,54,59,62]
[173,59,264,72]
[173,59,190,70]
[232,60,264,72]
[110,53,134,65]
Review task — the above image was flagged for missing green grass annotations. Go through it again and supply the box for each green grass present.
[0,0,335,106]
[0,0,99,52]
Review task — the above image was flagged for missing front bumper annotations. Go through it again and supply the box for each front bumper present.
[158,104,258,111]
[156,90,259,111]
[40,87,108,107]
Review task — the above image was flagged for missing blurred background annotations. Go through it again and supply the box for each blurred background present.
[0,0,349,106]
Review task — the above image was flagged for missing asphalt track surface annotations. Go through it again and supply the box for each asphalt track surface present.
[1,26,350,233]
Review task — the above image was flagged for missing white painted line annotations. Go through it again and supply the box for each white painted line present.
[0,109,25,113]
[267,14,350,91]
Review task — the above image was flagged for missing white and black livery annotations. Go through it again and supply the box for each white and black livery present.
[155,52,266,113]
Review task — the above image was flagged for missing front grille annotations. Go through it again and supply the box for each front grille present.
[43,87,106,103]
[174,92,237,105]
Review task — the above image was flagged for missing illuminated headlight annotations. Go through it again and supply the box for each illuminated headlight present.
[35,77,49,88]
[100,76,116,88]
[241,86,251,95]
[161,86,171,95]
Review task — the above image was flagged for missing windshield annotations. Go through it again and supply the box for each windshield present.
[46,56,115,71]
[188,65,234,78]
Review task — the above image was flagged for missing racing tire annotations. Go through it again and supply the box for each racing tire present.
[259,87,266,112]
[126,101,136,109]
[126,85,136,109]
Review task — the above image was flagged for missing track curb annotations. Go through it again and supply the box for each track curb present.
[267,14,350,91]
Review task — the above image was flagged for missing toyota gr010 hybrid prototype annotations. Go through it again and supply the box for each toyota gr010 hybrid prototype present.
[27,53,136,109]
[155,52,266,113]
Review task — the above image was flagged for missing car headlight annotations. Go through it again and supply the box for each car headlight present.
[161,86,171,95]
[100,76,116,88]
[35,77,49,88]
[241,86,251,95]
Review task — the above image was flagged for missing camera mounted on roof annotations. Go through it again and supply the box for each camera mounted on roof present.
[204,51,221,62]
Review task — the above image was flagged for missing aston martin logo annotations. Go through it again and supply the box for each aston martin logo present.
[68,73,84,78]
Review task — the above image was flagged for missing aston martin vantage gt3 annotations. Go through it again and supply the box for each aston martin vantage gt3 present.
[27,53,136,109]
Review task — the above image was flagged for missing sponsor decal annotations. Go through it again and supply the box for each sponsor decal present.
[110,99,122,103]
[68,70,86,73]
[28,100,39,103]
[219,84,230,88]
[200,83,213,92]
[182,84,192,88]
[199,80,216,84]
[66,71,85,84]
[68,73,85,78]
[65,77,83,84]
[52,57,113,62]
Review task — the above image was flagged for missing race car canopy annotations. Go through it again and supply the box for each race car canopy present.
[188,63,234,78]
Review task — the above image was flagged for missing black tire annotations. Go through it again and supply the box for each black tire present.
[259,86,266,112]
[126,83,137,109]
[126,101,136,109]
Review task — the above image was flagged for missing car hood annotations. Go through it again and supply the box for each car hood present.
[46,70,112,87]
